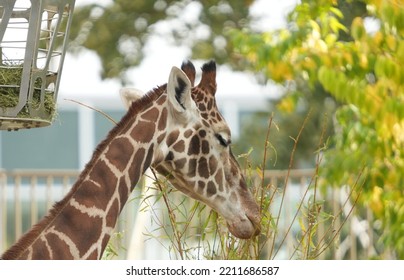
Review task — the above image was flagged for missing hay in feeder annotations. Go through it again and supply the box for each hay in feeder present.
[0,65,56,119]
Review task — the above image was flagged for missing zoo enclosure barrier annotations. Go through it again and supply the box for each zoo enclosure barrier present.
[0,168,376,259]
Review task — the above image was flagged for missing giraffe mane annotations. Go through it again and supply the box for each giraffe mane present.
[1,84,167,259]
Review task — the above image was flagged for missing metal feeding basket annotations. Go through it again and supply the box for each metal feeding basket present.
[0,0,75,131]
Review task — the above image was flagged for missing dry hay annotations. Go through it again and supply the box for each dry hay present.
[0,65,55,119]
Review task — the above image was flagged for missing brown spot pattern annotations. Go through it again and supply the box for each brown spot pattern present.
[188,158,197,177]
[207,182,216,197]
[215,169,224,191]
[129,148,145,184]
[105,199,119,228]
[201,140,210,154]
[104,137,134,172]
[173,140,185,153]
[31,239,51,259]
[131,121,155,143]
[184,129,193,138]
[166,130,179,147]
[44,232,74,259]
[158,108,167,131]
[174,158,186,169]
[143,144,154,173]
[56,206,102,257]
[208,156,218,174]
[198,157,209,178]
[141,107,159,122]
[118,177,129,202]
[188,135,200,155]
[198,181,205,192]
[157,132,166,143]
[199,130,207,138]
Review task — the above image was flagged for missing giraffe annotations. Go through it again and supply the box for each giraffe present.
[1,60,261,260]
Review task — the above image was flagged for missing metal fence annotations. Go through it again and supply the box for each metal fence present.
[256,169,377,260]
[0,168,139,259]
[0,168,377,259]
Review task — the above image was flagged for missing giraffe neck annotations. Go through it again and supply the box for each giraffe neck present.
[2,88,168,259]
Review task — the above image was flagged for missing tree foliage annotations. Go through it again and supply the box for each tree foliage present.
[69,0,253,82]
[233,83,336,170]
[230,0,404,258]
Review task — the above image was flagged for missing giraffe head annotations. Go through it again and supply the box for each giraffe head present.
[124,61,261,239]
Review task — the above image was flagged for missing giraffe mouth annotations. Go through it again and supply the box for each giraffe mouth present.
[152,165,262,239]
[227,213,261,239]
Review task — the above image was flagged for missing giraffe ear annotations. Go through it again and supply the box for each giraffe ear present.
[120,88,145,110]
[167,66,193,114]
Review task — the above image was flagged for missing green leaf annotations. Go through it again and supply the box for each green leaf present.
[329,7,344,19]
[351,17,366,40]
[329,17,348,33]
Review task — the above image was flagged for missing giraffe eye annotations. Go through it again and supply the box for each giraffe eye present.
[215,134,230,147]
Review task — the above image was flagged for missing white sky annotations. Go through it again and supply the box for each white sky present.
[58,0,298,109]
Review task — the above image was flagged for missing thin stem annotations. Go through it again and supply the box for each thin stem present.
[270,110,312,259]
[305,114,327,259]
[315,167,365,259]
[150,169,185,260]
[256,114,275,258]
[64,98,117,124]
[289,222,310,259]
[260,113,274,211]
[273,168,315,258]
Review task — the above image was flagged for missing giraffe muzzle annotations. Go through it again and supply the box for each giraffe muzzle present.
[227,212,261,239]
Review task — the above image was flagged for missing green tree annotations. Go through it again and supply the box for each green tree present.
[232,0,369,170]
[68,0,254,83]
[230,0,404,258]
[233,83,336,170]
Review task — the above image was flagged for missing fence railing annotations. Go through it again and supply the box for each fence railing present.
[0,168,376,259]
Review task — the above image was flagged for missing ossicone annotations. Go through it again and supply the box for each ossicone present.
[198,60,217,95]
[181,60,196,87]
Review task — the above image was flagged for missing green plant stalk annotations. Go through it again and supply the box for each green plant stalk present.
[270,110,312,259]
[259,113,274,209]
[305,114,328,259]
[256,113,274,258]
[150,168,185,260]
[314,168,365,259]
[64,99,117,124]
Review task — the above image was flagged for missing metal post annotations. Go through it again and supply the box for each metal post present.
[0,0,76,130]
